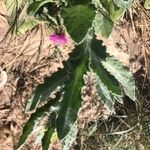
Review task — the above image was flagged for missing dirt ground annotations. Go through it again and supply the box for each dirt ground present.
[0,1,150,150]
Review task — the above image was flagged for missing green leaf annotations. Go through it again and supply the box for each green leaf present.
[90,37,122,96]
[91,53,121,95]
[114,0,132,8]
[26,67,67,111]
[56,41,89,139]
[26,33,88,112]
[89,36,122,108]
[110,7,125,23]
[93,12,113,38]
[109,0,125,23]
[18,17,39,34]
[144,0,150,9]
[94,73,114,111]
[101,57,136,101]
[61,5,95,43]
[16,97,59,149]
[27,0,56,16]
[93,0,125,24]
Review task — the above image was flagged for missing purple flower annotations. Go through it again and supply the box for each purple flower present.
[49,33,68,45]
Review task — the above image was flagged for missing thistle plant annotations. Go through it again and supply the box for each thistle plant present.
[49,33,68,45]
[5,0,137,149]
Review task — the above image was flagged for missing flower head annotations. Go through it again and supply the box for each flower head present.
[49,33,68,45]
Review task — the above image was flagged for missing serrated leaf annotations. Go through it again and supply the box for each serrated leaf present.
[94,74,114,111]
[91,53,121,96]
[144,0,150,9]
[26,34,89,112]
[90,37,122,96]
[93,12,113,38]
[62,5,95,43]
[56,41,89,139]
[89,35,122,109]
[18,17,39,34]
[16,97,59,149]
[27,0,56,16]
[26,68,67,111]
[101,57,136,101]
